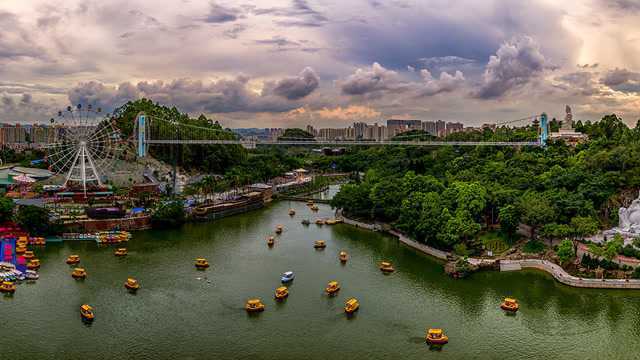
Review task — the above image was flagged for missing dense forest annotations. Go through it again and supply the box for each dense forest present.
[329,115,640,254]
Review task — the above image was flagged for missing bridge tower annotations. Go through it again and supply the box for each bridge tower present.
[539,113,549,147]
[136,112,148,157]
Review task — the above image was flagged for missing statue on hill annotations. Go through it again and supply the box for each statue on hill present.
[562,105,573,130]
[618,192,640,233]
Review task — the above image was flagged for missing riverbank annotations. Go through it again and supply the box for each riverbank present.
[338,212,640,289]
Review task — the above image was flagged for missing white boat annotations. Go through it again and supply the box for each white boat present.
[25,270,39,280]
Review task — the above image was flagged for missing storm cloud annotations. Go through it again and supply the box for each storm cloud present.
[476,36,548,99]
[601,68,640,93]
[272,67,320,100]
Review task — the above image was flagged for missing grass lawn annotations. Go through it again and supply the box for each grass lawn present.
[480,231,513,255]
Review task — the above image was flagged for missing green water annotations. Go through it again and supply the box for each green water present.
[2,201,640,359]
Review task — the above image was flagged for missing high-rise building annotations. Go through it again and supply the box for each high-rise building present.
[435,120,446,137]
[422,121,437,136]
[446,122,464,135]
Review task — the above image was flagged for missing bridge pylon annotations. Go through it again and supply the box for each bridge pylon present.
[136,112,148,157]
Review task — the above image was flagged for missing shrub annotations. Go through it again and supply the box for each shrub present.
[523,240,545,254]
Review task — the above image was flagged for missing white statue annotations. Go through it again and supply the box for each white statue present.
[618,193,640,233]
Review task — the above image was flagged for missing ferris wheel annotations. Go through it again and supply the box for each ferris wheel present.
[44,104,123,195]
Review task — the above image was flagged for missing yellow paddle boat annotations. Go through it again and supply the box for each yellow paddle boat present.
[379,261,395,273]
[0,281,16,294]
[426,328,449,345]
[15,245,26,254]
[80,304,94,321]
[124,278,140,291]
[267,236,275,247]
[310,204,319,211]
[314,240,326,249]
[288,209,296,216]
[71,268,87,279]
[306,200,314,206]
[66,255,80,265]
[344,298,359,314]
[23,250,35,260]
[325,281,341,295]
[195,258,210,269]
[325,219,337,225]
[315,219,325,225]
[114,248,128,257]
[500,298,519,312]
[274,286,289,300]
[339,251,349,263]
[275,225,284,234]
[245,299,265,312]
[27,259,41,270]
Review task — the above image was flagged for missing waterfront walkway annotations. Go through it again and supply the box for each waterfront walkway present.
[339,213,640,290]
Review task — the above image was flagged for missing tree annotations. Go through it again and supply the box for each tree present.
[604,235,624,261]
[0,197,15,222]
[498,205,520,238]
[556,239,575,264]
[151,201,185,228]
[570,216,600,239]
[15,205,58,236]
[278,128,314,140]
[518,191,555,239]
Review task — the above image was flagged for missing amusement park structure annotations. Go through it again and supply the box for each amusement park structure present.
[44,105,123,195]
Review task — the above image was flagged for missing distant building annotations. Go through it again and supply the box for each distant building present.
[422,121,437,136]
[446,122,464,135]
[436,120,446,137]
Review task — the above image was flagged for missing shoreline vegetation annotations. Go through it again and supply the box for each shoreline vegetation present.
[338,211,640,289]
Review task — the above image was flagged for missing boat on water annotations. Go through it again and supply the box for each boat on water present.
[274,286,289,300]
[344,298,359,314]
[301,219,311,225]
[281,271,295,283]
[310,205,319,212]
[124,278,140,291]
[72,268,87,279]
[306,200,314,206]
[0,281,16,293]
[275,225,284,234]
[425,328,448,345]
[27,259,40,270]
[25,270,39,281]
[29,237,46,245]
[15,245,26,254]
[195,258,210,269]
[314,240,326,249]
[267,236,275,247]
[114,248,128,257]
[339,251,349,263]
[325,219,337,225]
[288,209,296,216]
[379,261,395,273]
[66,255,80,265]
[245,299,265,312]
[325,281,340,295]
[23,251,35,260]
[96,231,131,244]
[315,219,325,225]
[500,298,519,312]
[80,304,94,321]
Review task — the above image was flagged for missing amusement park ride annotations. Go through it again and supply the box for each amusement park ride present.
[41,104,552,196]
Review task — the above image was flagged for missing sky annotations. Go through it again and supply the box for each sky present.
[1,0,640,128]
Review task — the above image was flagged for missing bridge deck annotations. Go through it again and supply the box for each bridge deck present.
[144,139,540,146]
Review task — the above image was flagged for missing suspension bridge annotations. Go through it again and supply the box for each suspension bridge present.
[134,113,550,157]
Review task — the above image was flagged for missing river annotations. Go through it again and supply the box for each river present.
[2,196,640,359]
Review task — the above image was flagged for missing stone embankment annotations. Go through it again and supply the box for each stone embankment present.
[338,213,640,290]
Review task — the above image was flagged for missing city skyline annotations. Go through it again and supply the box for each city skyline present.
[1,1,640,128]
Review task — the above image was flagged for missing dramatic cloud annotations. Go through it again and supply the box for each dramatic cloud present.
[0,93,55,123]
[340,62,465,98]
[341,62,406,96]
[416,69,465,97]
[202,2,243,23]
[67,70,322,115]
[257,0,328,28]
[272,67,319,100]
[601,68,640,93]
[476,36,549,99]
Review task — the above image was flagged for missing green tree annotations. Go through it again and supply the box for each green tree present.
[498,204,520,238]
[556,239,575,264]
[0,197,15,222]
[518,191,555,239]
[570,216,600,239]
[15,205,58,236]
[151,201,186,228]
